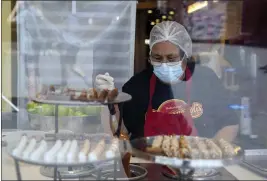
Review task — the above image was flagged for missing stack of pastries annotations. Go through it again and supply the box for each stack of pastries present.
[39,73,119,102]
[12,135,120,163]
[44,86,119,102]
[71,88,119,102]
[150,135,239,159]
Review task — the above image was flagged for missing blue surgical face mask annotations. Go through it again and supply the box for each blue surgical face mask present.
[153,63,184,83]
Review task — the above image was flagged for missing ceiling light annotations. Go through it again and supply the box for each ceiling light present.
[145,39,150,45]
[187,1,208,14]
[162,15,167,19]
[156,19,160,23]
[147,10,153,14]
[151,21,155,26]
[169,11,174,15]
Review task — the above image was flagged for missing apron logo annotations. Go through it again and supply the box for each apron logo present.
[190,102,203,118]
[157,99,187,114]
[157,99,203,119]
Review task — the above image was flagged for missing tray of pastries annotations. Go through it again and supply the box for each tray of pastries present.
[130,135,243,168]
[34,85,132,105]
[8,133,124,167]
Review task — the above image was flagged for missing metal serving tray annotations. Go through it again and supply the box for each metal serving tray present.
[242,149,267,178]
[242,149,267,177]
[130,136,243,169]
[34,92,132,105]
[7,133,123,167]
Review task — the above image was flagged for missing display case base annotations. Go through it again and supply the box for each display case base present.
[80,163,237,180]
[40,166,95,179]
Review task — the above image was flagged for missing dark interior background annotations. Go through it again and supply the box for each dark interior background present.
[8,0,267,74]
[134,0,267,74]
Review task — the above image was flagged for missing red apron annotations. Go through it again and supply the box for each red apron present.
[144,69,197,137]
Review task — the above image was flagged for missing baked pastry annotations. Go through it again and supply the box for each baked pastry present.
[78,89,88,101]
[98,89,109,102]
[88,88,98,101]
[108,88,119,102]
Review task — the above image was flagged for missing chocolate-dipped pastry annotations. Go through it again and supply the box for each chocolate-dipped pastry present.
[108,88,119,102]
[98,89,109,102]
[88,88,98,101]
[79,97,88,102]
[93,89,98,99]
[79,89,88,101]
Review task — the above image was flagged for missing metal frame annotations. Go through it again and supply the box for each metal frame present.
[11,0,19,128]
[11,94,130,180]
[129,1,137,78]
[17,0,25,129]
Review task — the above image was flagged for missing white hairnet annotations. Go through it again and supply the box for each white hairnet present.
[149,21,192,57]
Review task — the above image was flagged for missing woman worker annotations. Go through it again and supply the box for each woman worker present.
[99,21,239,142]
